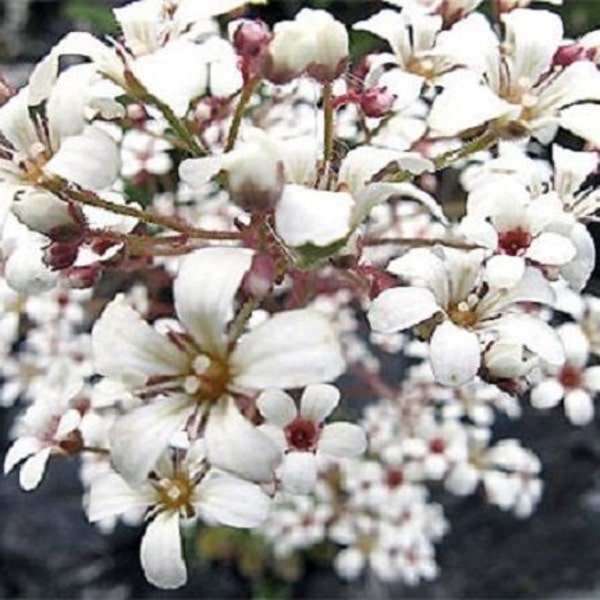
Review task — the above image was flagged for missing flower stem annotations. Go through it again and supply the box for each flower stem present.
[323,81,335,164]
[44,176,241,241]
[225,75,260,152]
[362,236,481,250]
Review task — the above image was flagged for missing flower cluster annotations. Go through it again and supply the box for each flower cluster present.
[2,0,600,591]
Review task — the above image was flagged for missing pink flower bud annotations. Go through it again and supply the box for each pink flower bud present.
[360,87,396,118]
[65,264,103,288]
[553,43,596,68]
[43,241,80,271]
[233,20,271,59]
[242,254,275,301]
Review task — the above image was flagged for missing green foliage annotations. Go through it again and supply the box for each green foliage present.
[62,1,120,35]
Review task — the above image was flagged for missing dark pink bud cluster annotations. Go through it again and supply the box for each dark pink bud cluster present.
[332,86,396,118]
[233,19,271,60]
[360,87,396,118]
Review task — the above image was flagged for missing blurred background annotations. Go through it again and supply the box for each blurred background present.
[2,1,600,598]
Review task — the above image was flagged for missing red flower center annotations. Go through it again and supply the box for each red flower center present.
[285,418,319,452]
[558,364,582,390]
[498,227,532,256]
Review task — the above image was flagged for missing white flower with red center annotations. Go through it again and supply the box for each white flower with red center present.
[429,9,600,144]
[3,364,87,490]
[459,175,579,288]
[88,443,271,589]
[368,247,563,386]
[530,322,600,426]
[91,246,345,485]
[256,384,367,494]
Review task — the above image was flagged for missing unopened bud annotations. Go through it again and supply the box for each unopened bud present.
[43,241,80,271]
[12,190,85,240]
[360,87,396,118]
[553,43,596,68]
[65,264,103,289]
[224,137,285,214]
[259,9,348,84]
[242,254,275,301]
[233,19,271,59]
[359,265,397,299]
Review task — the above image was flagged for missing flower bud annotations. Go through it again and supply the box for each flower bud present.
[242,254,275,301]
[233,19,271,59]
[552,43,596,68]
[43,241,80,271]
[360,87,396,118]
[12,190,85,241]
[65,264,103,289]
[223,137,285,214]
[259,9,348,84]
[299,9,348,83]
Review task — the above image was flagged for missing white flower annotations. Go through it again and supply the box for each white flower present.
[460,175,578,287]
[88,444,271,589]
[429,9,600,143]
[3,364,85,490]
[257,384,367,494]
[368,247,562,386]
[531,322,600,425]
[92,246,345,484]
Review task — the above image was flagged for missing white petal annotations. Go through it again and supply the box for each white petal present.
[56,408,82,439]
[367,287,440,334]
[275,185,353,247]
[173,247,253,358]
[526,232,576,266]
[319,423,367,458]
[459,216,498,249]
[140,511,187,589]
[564,389,594,426]
[132,40,209,117]
[280,451,317,495]
[560,223,595,292]
[92,295,188,386]
[110,396,193,484]
[583,366,600,392]
[230,309,345,390]
[353,182,445,229]
[560,103,600,147]
[4,437,42,475]
[196,471,271,528]
[486,255,525,289]
[429,321,480,386]
[445,463,480,496]
[299,383,340,423]
[4,243,58,294]
[205,397,280,482]
[179,157,224,189]
[19,448,51,491]
[530,379,564,409]
[256,389,297,426]
[429,73,514,137]
[496,315,564,367]
[45,127,120,190]
[88,472,154,522]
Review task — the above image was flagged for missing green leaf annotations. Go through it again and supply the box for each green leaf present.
[294,237,349,269]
